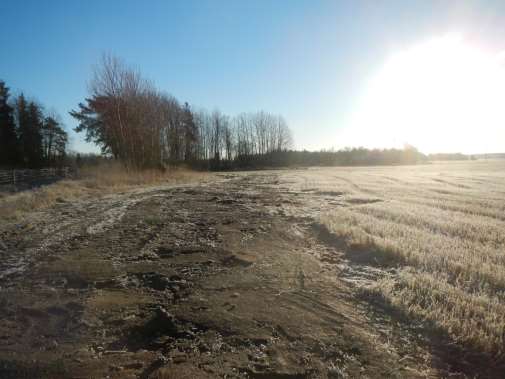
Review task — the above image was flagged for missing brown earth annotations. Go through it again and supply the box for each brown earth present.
[0,171,495,378]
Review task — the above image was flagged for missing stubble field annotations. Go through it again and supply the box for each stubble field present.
[285,160,505,359]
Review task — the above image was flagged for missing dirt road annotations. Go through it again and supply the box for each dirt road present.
[0,172,486,378]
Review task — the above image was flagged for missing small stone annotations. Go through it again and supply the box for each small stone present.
[231,292,240,298]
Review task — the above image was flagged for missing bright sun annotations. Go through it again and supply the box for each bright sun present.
[344,34,505,154]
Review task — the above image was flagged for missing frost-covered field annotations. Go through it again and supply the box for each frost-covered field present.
[285,160,505,357]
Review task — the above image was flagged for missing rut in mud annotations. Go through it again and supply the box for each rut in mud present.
[0,172,498,378]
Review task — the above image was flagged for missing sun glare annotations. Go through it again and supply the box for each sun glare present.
[344,34,505,154]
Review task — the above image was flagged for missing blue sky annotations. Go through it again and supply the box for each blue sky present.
[1,1,505,153]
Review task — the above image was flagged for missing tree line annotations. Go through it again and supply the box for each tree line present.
[1,55,435,172]
[0,80,68,168]
[258,146,427,167]
[70,55,293,170]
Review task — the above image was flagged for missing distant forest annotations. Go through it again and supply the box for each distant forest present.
[0,55,483,171]
[0,80,68,168]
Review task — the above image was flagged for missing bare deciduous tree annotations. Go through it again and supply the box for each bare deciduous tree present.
[72,54,294,170]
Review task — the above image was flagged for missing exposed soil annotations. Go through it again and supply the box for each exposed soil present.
[0,172,496,378]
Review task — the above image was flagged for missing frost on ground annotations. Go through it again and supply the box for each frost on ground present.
[0,161,504,379]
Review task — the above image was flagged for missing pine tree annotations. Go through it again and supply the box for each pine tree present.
[16,94,29,166]
[0,81,20,166]
[41,116,68,165]
[182,102,198,162]
[26,101,44,167]
[16,95,44,168]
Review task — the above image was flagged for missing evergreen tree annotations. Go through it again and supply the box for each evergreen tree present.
[182,102,198,162]
[70,100,109,155]
[16,95,44,167]
[41,115,68,164]
[0,81,19,166]
[15,94,29,165]
[26,101,44,167]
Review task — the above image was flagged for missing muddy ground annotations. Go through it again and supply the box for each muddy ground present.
[0,172,499,378]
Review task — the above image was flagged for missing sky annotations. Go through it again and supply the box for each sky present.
[1,0,505,154]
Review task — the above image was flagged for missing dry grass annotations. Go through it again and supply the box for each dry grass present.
[364,270,505,355]
[0,162,208,224]
[78,162,205,189]
[0,180,90,223]
[289,160,505,356]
